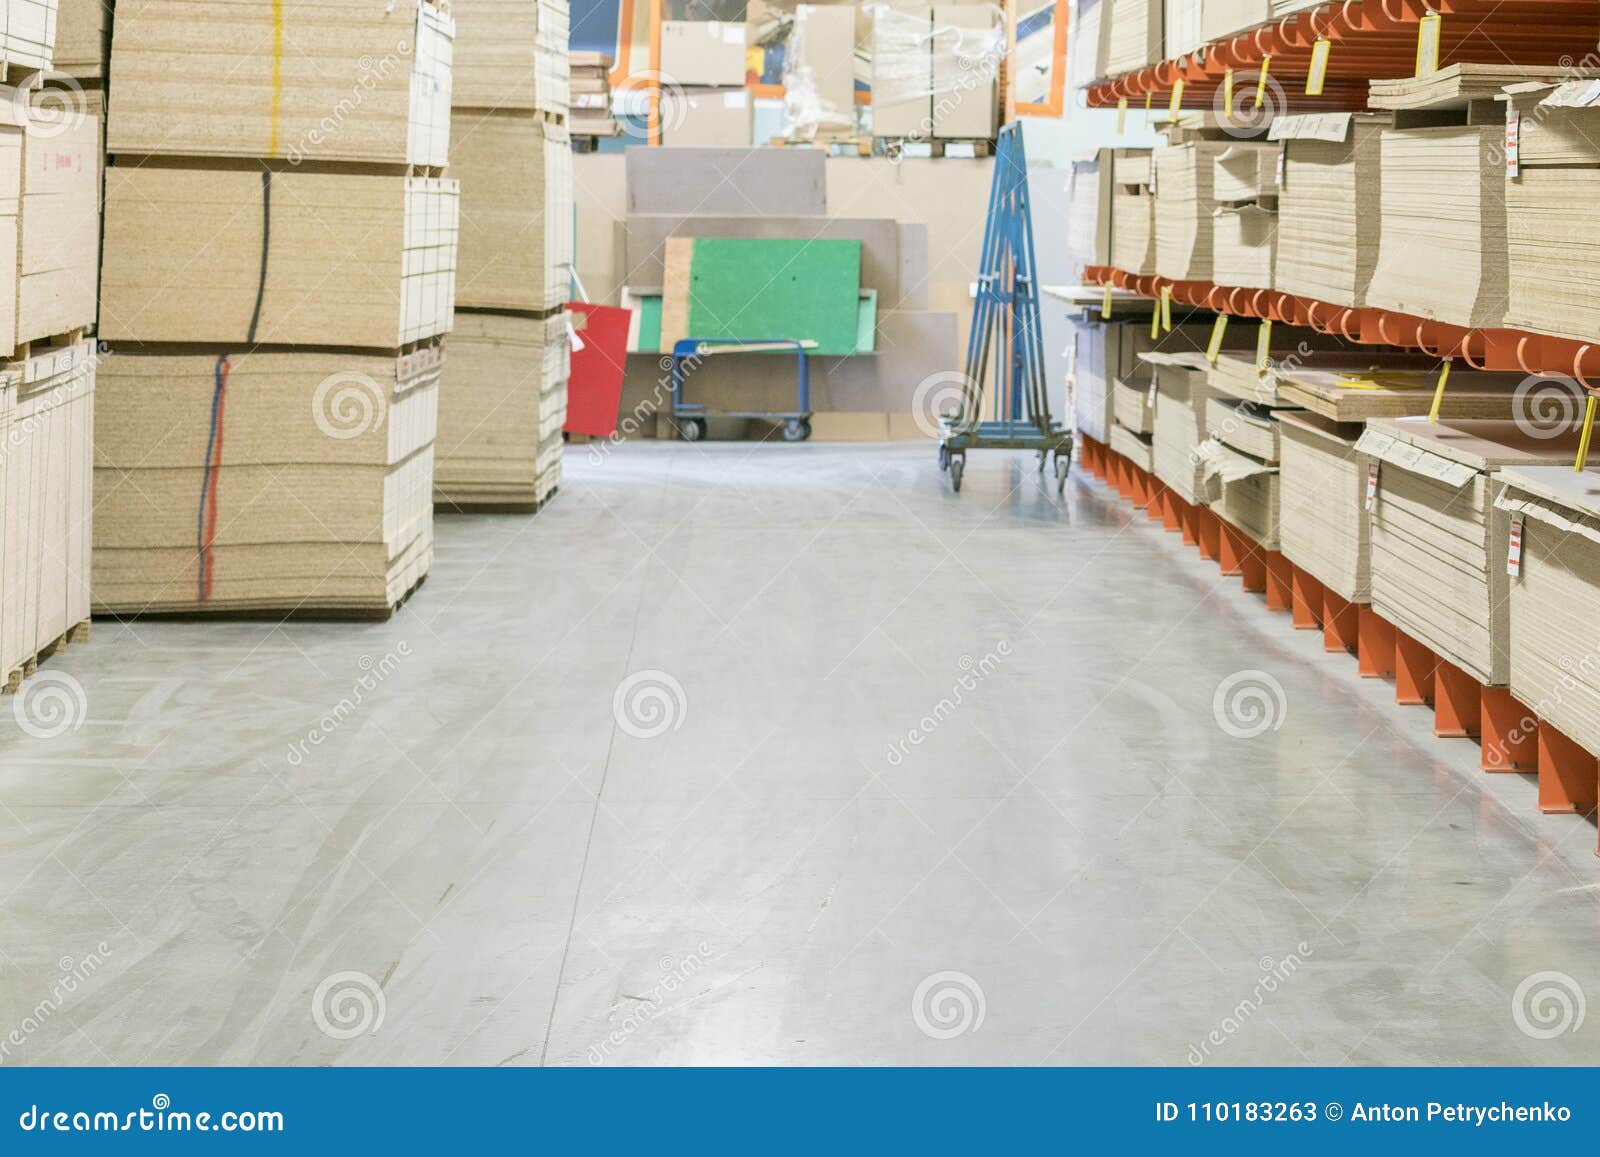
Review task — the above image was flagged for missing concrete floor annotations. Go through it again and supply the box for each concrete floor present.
[4,441,1600,1066]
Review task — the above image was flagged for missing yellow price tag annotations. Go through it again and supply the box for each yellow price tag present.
[1416,13,1442,77]
[1427,359,1451,424]
[1160,285,1173,332]
[1168,79,1184,122]
[1255,320,1273,374]
[1150,305,1161,340]
[1306,38,1331,97]
[1101,284,1113,320]
[1224,69,1234,118]
[1577,394,1598,471]
[1206,314,1229,363]
[1255,56,1271,109]
[1116,96,1128,134]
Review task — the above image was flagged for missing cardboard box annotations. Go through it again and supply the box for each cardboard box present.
[452,110,571,312]
[92,347,440,616]
[107,0,453,166]
[660,19,748,86]
[101,165,459,348]
[665,86,752,148]
[452,0,568,115]
[792,5,856,131]
[872,5,930,138]
[931,4,998,139]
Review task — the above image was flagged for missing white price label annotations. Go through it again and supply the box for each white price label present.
[1507,512,1525,577]
[1365,461,1379,511]
[1506,110,1521,178]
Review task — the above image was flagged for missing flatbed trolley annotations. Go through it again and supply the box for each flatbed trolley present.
[938,122,1073,494]
[669,337,818,443]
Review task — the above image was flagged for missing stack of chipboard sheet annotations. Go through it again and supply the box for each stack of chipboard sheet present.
[453,0,569,116]
[1368,64,1597,111]
[1110,415,1155,473]
[1201,0,1269,42]
[1112,374,1156,437]
[2,0,56,72]
[1199,392,1283,548]
[1101,0,1161,76]
[1358,418,1583,687]
[1210,142,1277,289]
[1145,349,1219,505]
[0,344,94,688]
[1110,148,1156,275]
[1270,0,1322,12]
[569,51,618,139]
[1276,411,1372,602]
[1497,466,1600,758]
[95,0,458,617]
[1156,141,1272,282]
[1067,149,1113,279]
[1271,112,1390,307]
[443,1,573,510]
[1503,80,1600,342]
[1272,359,1537,420]
[1364,110,1507,328]
[52,0,100,79]
[1164,0,1204,59]
[1072,319,1211,445]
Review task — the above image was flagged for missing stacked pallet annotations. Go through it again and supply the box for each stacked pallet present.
[569,51,617,144]
[0,0,99,687]
[438,0,572,511]
[93,0,457,617]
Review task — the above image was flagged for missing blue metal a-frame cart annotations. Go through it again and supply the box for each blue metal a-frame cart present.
[938,122,1073,494]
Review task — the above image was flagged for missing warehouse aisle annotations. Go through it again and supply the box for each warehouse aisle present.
[4,442,1600,1066]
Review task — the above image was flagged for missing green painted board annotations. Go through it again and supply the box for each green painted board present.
[674,238,863,356]
[634,291,877,355]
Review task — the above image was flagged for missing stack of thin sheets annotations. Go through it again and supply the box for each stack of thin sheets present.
[1271,112,1389,307]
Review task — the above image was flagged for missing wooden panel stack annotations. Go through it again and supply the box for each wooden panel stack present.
[93,0,457,617]
[569,51,617,145]
[1211,143,1277,290]
[0,1,100,689]
[1271,113,1389,308]
[1155,141,1274,283]
[439,0,572,512]
[1109,148,1156,276]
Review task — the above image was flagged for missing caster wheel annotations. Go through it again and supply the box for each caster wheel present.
[950,456,964,493]
[680,418,707,443]
[782,417,811,442]
[939,443,950,472]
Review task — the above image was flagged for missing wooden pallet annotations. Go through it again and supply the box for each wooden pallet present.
[434,485,559,517]
[3,620,91,695]
[878,137,994,159]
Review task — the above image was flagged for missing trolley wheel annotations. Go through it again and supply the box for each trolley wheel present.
[938,443,950,472]
[1037,450,1048,473]
[950,455,964,493]
[1055,452,1070,494]
[680,417,708,443]
[782,417,811,442]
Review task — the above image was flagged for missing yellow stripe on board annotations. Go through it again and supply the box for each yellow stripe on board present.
[268,0,284,156]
